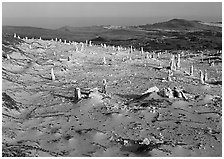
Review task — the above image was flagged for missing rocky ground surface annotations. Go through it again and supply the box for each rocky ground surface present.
[2,35,222,157]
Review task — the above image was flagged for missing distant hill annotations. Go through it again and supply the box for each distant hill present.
[2,25,145,42]
[2,25,73,40]
[138,19,221,32]
[3,19,221,40]
[57,25,108,33]
[2,18,222,50]
[2,25,100,41]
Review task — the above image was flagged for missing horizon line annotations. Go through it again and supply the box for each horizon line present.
[3,17,222,30]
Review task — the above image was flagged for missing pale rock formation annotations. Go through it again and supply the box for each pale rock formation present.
[190,65,194,76]
[199,70,205,84]
[51,68,56,81]
[74,88,81,101]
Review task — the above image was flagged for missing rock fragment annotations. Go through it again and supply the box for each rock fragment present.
[173,87,183,98]
[6,54,10,60]
[142,86,159,95]
[158,87,173,98]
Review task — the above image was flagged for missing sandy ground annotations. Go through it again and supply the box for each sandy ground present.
[2,37,222,157]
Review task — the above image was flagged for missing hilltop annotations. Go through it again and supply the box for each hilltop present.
[138,19,222,32]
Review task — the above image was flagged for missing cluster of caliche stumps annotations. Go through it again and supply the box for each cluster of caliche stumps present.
[12,33,218,101]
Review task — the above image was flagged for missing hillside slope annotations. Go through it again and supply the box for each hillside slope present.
[2,18,222,50]
[138,19,221,32]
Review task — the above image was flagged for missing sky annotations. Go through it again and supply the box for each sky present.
[2,2,222,29]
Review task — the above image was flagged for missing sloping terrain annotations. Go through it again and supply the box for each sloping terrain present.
[199,22,222,27]
[3,18,222,50]
[2,33,222,157]
[138,19,222,32]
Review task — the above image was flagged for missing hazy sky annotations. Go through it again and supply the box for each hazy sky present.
[2,2,222,29]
